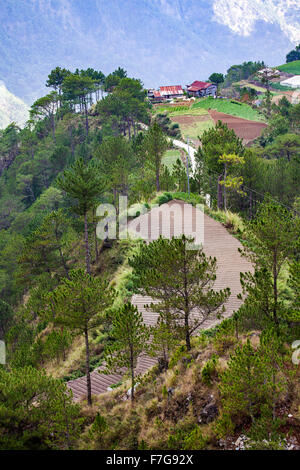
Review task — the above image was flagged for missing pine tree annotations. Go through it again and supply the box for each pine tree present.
[218,153,245,210]
[288,260,300,322]
[172,158,187,192]
[149,317,180,370]
[62,74,96,136]
[143,121,168,192]
[219,340,276,423]
[0,366,81,449]
[57,158,105,274]
[17,209,71,286]
[104,302,150,402]
[239,198,300,329]
[0,299,13,339]
[196,121,244,209]
[95,136,134,209]
[45,269,115,405]
[30,92,59,142]
[129,235,230,350]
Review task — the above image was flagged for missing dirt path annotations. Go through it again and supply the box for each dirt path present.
[67,200,252,401]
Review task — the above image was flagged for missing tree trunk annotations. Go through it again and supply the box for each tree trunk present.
[84,212,91,275]
[51,114,56,143]
[223,165,227,211]
[249,190,253,219]
[84,327,92,406]
[217,174,223,210]
[156,156,160,192]
[84,99,89,137]
[185,314,191,351]
[93,208,99,264]
[59,246,69,278]
[127,118,131,139]
[130,346,135,404]
[183,243,191,350]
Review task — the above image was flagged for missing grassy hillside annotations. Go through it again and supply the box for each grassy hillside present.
[192,97,266,122]
[235,80,267,93]
[277,60,300,75]
[162,149,182,170]
[78,329,300,451]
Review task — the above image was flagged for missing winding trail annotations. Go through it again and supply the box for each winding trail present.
[172,138,197,173]
[67,200,251,401]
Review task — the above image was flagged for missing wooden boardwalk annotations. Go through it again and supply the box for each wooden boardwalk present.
[67,201,251,401]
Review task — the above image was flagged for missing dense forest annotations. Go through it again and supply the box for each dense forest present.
[0,60,299,451]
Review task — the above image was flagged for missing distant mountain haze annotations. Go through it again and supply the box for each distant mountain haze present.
[0,0,299,105]
[0,81,29,129]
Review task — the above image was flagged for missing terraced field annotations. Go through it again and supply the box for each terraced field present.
[192,97,266,122]
[67,200,252,401]
[208,110,267,143]
[170,112,215,141]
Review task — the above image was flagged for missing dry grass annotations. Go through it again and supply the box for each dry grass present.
[74,328,300,450]
[46,336,86,378]
[210,209,245,234]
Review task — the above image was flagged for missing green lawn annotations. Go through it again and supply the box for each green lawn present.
[191,97,266,122]
[168,107,209,117]
[178,119,215,139]
[277,60,300,75]
[162,149,182,170]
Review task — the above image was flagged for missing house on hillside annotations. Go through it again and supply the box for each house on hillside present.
[148,85,184,102]
[159,85,184,100]
[147,89,163,102]
[186,81,217,98]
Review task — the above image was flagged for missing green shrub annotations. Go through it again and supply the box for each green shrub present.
[201,355,218,385]
[183,426,208,450]
[155,192,173,206]
[169,344,187,368]
[214,412,235,440]
[171,192,205,206]
[213,318,237,354]
[91,412,108,438]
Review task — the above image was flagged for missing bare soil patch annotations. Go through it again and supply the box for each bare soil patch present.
[208,110,267,142]
[170,114,209,125]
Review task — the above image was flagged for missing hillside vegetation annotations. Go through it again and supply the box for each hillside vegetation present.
[79,329,300,451]
[277,60,300,75]
[0,58,299,452]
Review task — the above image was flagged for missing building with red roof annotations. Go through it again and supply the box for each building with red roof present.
[147,85,184,102]
[159,85,184,99]
[186,81,217,98]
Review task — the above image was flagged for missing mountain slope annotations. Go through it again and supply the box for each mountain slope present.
[0,81,29,129]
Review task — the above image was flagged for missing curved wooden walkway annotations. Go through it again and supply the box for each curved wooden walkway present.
[67,201,251,401]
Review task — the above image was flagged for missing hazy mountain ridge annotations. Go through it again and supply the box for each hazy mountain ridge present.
[0,0,295,103]
[0,81,29,129]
